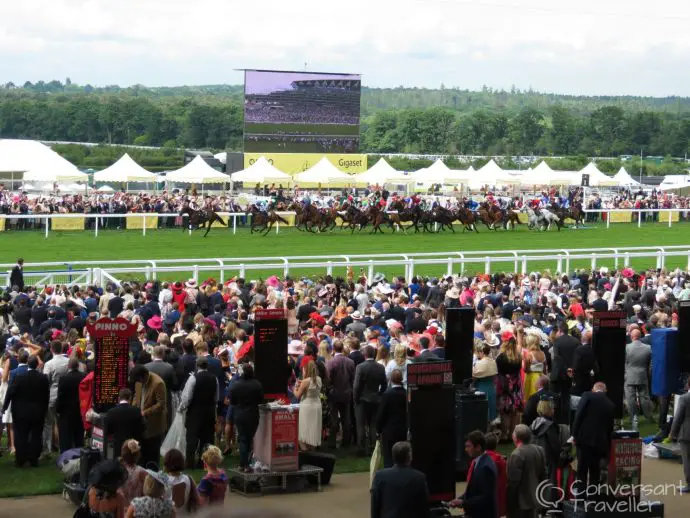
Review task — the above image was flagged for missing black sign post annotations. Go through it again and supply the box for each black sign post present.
[407,361,455,503]
[592,311,627,418]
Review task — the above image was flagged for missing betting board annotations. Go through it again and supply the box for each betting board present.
[86,317,136,412]
[254,308,289,401]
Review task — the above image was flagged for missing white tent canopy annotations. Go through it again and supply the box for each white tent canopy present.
[613,167,641,187]
[658,175,690,191]
[354,158,408,184]
[470,159,520,187]
[23,162,88,183]
[93,153,156,183]
[231,157,292,184]
[165,155,230,184]
[0,139,80,175]
[519,161,575,186]
[411,159,471,184]
[579,162,618,187]
[293,157,351,184]
[96,185,115,192]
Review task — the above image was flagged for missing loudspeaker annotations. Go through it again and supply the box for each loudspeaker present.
[679,301,690,373]
[445,307,474,385]
[454,389,488,478]
[409,385,456,502]
[298,451,336,485]
[592,312,627,419]
[651,328,680,397]
[79,447,102,487]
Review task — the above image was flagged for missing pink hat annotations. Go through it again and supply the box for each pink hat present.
[147,315,162,330]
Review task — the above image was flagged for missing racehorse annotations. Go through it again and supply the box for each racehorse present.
[477,203,500,231]
[430,206,456,233]
[179,205,226,237]
[247,205,289,235]
[455,207,478,233]
[340,205,369,233]
[540,208,562,231]
[521,206,562,231]
[550,202,585,228]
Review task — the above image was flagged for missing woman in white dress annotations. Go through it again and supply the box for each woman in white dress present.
[0,354,13,454]
[294,361,322,451]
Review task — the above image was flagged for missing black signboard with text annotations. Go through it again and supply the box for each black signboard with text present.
[86,317,136,413]
[254,309,289,401]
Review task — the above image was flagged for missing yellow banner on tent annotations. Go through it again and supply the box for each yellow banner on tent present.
[243,153,367,174]
[658,211,680,223]
[126,215,159,229]
[52,217,85,231]
[609,211,632,223]
[0,217,5,232]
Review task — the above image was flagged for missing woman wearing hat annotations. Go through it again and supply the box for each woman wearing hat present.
[125,470,174,518]
[85,459,129,518]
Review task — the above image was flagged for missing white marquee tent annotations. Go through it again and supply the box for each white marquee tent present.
[579,162,618,187]
[411,159,473,184]
[165,155,230,184]
[354,158,409,185]
[93,153,157,183]
[613,167,641,187]
[0,139,80,175]
[231,157,292,184]
[518,161,575,186]
[658,175,690,191]
[293,157,351,184]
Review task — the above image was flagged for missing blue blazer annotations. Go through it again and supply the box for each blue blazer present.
[462,453,498,518]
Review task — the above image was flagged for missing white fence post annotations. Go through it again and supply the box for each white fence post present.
[95,216,99,238]
[606,212,610,229]
[638,212,642,229]
[669,212,673,228]
[368,260,375,280]
[484,257,491,274]
[45,216,49,238]
[521,256,527,275]
[143,214,147,236]
[233,215,237,235]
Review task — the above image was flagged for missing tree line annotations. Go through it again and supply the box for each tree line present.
[1,81,689,174]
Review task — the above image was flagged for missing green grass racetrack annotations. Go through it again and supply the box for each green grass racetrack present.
[0,222,688,279]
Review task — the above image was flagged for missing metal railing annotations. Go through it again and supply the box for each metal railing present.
[582,208,690,228]
[3,246,690,288]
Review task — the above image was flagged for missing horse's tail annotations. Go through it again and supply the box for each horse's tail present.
[212,212,226,226]
[275,213,289,224]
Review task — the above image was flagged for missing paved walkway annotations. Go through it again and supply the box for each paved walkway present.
[2,457,688,518]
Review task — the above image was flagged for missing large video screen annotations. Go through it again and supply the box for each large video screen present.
[243,70,361,153]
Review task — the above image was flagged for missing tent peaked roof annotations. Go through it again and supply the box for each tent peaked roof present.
[532,161,555,175]
[579,162,617,186]
[477,159,503,176]
[0,139,85,181]
[411,159,453,183]
[354,158,406,184]
[294,157,350,183]
[166,155,230,184]
[613,167,640,186]
[93,153,156,182]
[231,157,292,183]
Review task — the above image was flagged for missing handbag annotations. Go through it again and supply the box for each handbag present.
[369,440,383,488]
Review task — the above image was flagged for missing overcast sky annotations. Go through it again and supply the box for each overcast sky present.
[2,0,690,96]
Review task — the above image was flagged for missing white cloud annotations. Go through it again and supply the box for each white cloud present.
[1,0,689,95]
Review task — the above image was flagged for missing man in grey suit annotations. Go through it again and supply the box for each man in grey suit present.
[625,328,652,425]
[353,345,387,455]
[506,424,547,518]
[670,379,690,493]
[146,345,178,428]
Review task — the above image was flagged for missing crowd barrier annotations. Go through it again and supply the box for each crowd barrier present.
[0,208,688,237]
[3,246,690,288]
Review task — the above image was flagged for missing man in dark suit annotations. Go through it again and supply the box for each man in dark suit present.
[105,388,144,460]
[326,340,355,449]
[425,279,444,309]
[55,357,86,452]
[12,298,32,335]
[414,337,439,362]
[522,375,550,427]
[9,258,24,292]
[371,441,429,518]
[572,382,615,489]
[178,356,218,468]
[2,355,49,467]
[146,345,178,427]
[353,345,387,455]
[179,339,197,379]
[572,330,598,396]
[550,322,580,424]
[376,369,407,468]
[450,430,498,518]
[8,349,29,387]
[347,339,364,367]
[31,297,49,337]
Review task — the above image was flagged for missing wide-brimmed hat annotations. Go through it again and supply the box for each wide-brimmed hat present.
[288,339,305,355]
[446,287,460,299]
[144,469,170,489]
[147,315,162,330]
[352,311,362,320]
[500,330,515,342]
[173,281,183,290]
[89,459,128,490]
[185,279,197,288]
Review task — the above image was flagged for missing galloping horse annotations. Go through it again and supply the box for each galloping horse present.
[247,205,289,235]
[551,202,585,228]
[455,207,478,233]
[179,205,226,237]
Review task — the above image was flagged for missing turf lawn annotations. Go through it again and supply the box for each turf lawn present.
[0,222,688,282]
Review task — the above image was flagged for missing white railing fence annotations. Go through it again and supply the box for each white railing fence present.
[582,208,690,228]
[3,246,690,288]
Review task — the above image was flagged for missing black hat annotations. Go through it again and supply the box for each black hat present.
[89,460,128,491]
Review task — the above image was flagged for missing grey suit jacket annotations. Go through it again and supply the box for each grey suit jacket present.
[506,444,547,511]
[625,340,651,385]
[353,359,386,404]
[671,392,690,442]
[145,360,178,393]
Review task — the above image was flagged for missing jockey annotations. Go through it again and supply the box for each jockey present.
[302,193,311,212]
